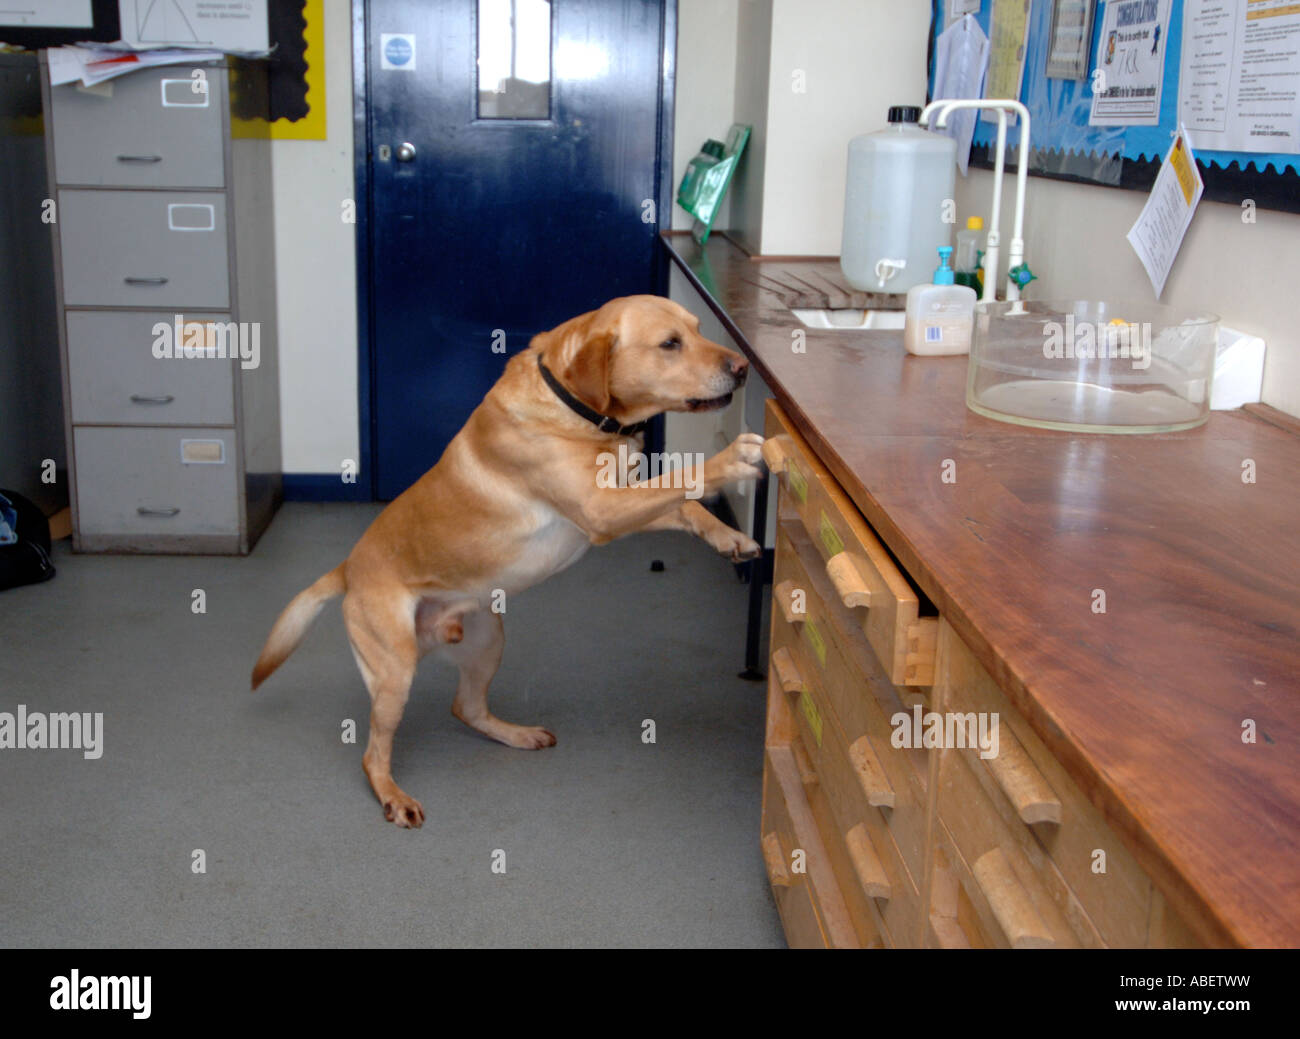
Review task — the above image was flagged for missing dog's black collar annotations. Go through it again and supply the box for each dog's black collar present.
[537,354,648,437]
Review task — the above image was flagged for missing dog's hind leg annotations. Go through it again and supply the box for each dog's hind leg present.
[343,587,425,828]
[443,610,557,750]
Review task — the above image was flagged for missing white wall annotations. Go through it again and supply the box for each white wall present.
[956,171,1300,418]
[271,5,359,474]
[729,0,772,254]
[673,0,739,231]
[730,0,931,256]
[760,0,931,256]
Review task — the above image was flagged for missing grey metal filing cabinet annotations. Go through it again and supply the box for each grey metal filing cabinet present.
[39,60,280,554]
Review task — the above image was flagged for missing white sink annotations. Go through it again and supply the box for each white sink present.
[791,307,906,331]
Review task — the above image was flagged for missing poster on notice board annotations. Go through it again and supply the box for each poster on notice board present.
[116,0,268,53]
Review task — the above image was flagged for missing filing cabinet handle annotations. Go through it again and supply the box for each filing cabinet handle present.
[762,833,792,887]
[983,723,1063,825]
[760,436,791,474]
[847,735,895,808]
[130,394,175,405]
[771,647,806,694]
[124,276,169,286]
[824,553,873,608]
[773,580,802,626]
[117,154,163,163]
[137,506,180,517]
[971,847,1055,949]
[845,824,891,900]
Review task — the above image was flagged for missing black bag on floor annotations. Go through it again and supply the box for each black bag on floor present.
[0,489,56,591]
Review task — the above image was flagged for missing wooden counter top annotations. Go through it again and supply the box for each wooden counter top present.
[662,231,1300,948]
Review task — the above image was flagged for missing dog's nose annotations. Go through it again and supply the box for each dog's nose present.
[726,355,749,385]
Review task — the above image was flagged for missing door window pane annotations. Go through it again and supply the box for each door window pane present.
[478,0,551,119]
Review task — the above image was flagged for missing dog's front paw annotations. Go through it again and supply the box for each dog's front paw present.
[710,527,762,562]
[714,433,766,485]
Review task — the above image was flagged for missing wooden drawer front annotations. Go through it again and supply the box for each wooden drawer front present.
[762,746,861,948]
[763,399,936,686]
[772,624,923,947]
[73,426,238,537]
[772,522,931,887]
[936,621,1153,948]
[927,823,993,948]
[937,746,1098,948]
[58,190,230,308]
[50,67,226,188]
[66,311,236,426]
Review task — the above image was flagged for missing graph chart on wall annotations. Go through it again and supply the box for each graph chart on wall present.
[136,0,201,44]
[120,0,269,52]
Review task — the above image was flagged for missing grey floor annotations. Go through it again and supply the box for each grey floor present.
[0,503,783,948]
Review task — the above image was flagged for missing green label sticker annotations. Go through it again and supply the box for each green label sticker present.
[802,619,827,669]
[799,691,823,746]
[786,460,808,504]
[819,510,844,557]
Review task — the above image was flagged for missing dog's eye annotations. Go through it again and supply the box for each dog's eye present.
[659,337,681,351]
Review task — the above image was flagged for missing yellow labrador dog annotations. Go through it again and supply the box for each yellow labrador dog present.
[252,295,765,827]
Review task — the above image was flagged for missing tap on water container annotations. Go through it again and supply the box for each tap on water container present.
[840,106,957,295]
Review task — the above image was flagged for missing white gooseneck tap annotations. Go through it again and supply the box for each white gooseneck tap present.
[919,99,1033,304]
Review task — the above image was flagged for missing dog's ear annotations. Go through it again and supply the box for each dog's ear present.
[536,312,614,413]
[562,327,615,413]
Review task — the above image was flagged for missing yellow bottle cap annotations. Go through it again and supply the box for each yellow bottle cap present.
[966,216,984,230]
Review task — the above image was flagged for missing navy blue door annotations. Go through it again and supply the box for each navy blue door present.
[365,0,671,499]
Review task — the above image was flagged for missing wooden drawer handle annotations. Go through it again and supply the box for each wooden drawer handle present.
[847,734,895,808]
[983,723,1062,825]
[845,824,891,899]
[761,435,791,474]
[971,847,1055,949]
[771,647,806,694]
[762,833,792,887]
[773,579,802,625]
[824,552,872,608]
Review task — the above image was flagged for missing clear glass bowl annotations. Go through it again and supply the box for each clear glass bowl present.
[967,299,1220,434]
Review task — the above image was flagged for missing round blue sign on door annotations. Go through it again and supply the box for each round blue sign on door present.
[383,36,413,68]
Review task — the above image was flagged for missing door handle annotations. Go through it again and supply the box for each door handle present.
[130,394,175,405]
[124,277,169,286]
[117,154,163,163]
[137,506,180,517]
[394,141,417,162]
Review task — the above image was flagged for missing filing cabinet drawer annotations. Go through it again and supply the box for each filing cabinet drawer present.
[66,311,236,426]
[926,823,994,948]
[74,427,238,537]
[771,619,924,946]
[761,746,862,949]
[935,620,1153,948]
[763,399,937,686]
[772,520,932,885]
[937,744,1098,948]
[49,67,226,189]
[58,190,229,308]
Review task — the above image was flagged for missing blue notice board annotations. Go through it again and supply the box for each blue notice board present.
[928,1,1300,212]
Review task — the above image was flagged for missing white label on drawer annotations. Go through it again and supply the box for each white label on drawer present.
[168,203,215,232]
[180,439,225,464]
[161,78,210,108]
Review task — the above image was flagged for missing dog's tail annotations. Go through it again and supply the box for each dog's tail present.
[251,564,347,691]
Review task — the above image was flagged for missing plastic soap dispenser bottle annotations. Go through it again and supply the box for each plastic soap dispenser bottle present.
[904,247,977,356]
